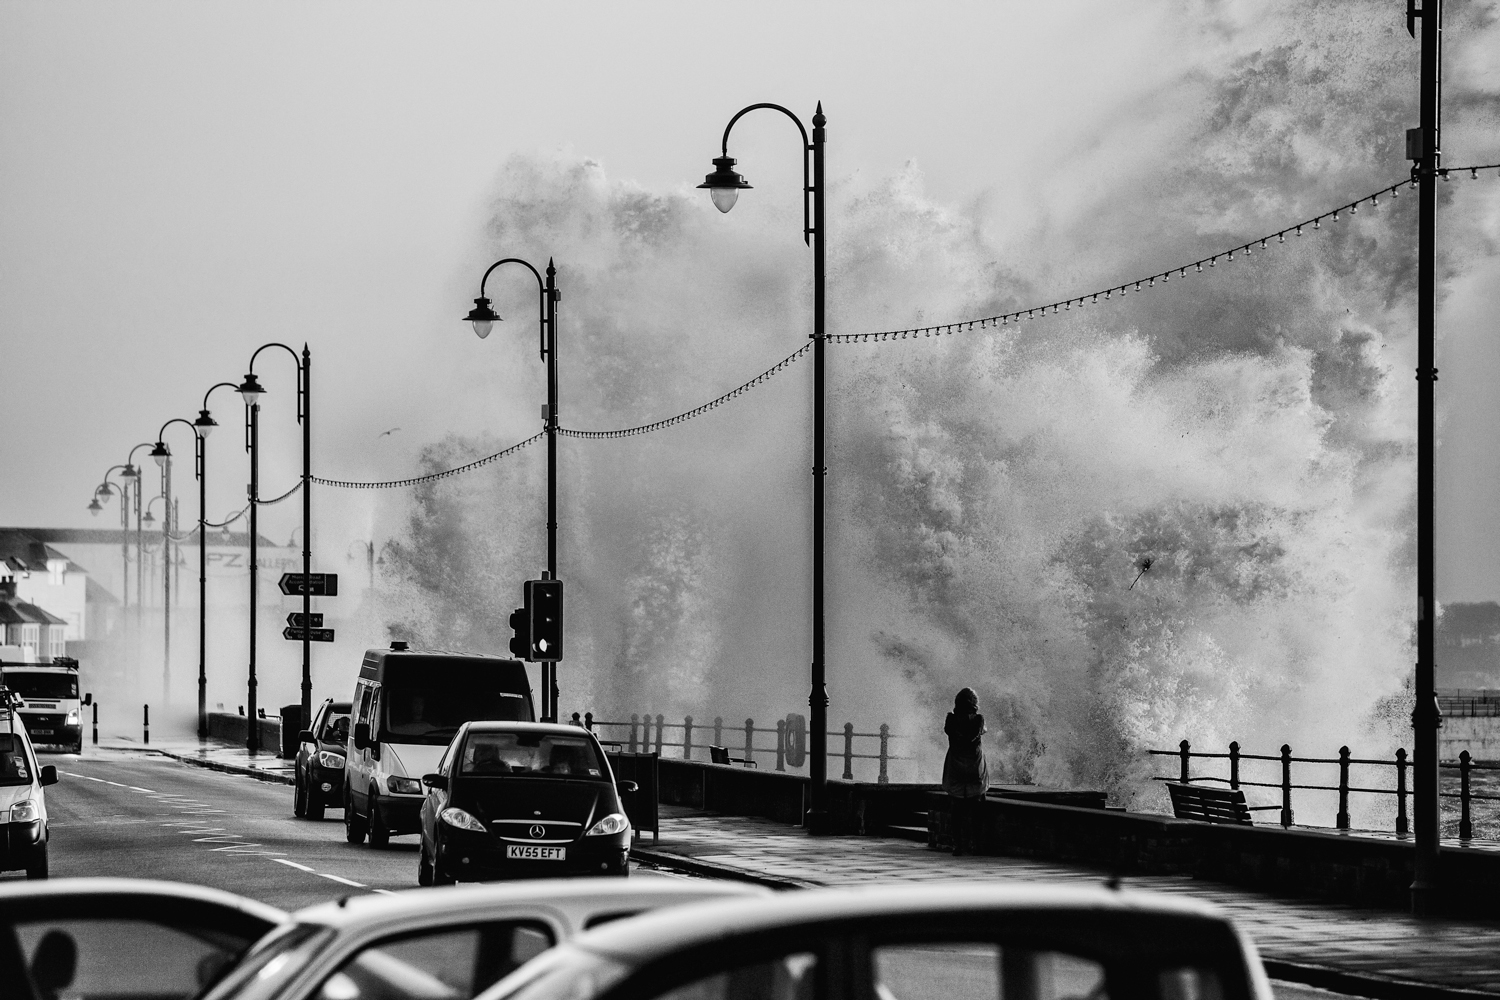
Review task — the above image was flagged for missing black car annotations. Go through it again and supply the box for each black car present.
[293,698,350,821]
[418,721,637,885]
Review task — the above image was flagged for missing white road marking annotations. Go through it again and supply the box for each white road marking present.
[128,786,156,792]
[274,859,317,872]
[372,889,395,895]
[61,772,105,782]
[318,873,365,888]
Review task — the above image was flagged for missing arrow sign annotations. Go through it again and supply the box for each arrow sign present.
[283,626,335,643]
[286,612,324,628]
[279,573,339,597]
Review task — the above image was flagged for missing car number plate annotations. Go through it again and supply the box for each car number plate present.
[507,845,566,861]
[31,729,53,735]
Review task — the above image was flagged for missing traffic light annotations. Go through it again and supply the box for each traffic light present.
[528,579,563,661]
[508,605,530,660]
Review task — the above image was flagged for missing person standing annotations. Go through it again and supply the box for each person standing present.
[942,687,989,855]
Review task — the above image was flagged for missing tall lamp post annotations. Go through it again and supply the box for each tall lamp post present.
[237,344,312,754]
[124,444,154,654]
[151,416,210,713]
[89,465,137,617]
[697,101,830,832]
[466,257,561,722]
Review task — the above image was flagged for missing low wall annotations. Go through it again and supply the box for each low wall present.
[1440,716,1500,760]
[206,712,282,756]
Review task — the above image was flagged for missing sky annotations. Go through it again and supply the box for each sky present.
[4,2,1500,777]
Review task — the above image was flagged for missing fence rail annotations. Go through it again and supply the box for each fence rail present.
[570,711,908,784]
[1149,739,1500,839]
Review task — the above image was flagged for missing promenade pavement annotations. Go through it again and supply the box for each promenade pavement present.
[111,735,1500,1000]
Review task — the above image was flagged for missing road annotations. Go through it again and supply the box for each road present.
[6,747,1351,1000]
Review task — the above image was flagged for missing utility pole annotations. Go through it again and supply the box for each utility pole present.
[1408,0,1444,917]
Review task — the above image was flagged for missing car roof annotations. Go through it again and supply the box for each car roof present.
[292,878,768,932]
[568,883,1228,962]
[462,721,600,738]
[0,877,288,926]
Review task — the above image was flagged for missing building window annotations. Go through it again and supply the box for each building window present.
[48,559,66,586]
[49,627,66,659]
[20,624,39,660]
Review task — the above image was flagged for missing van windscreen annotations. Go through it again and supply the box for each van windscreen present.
[379,658,531,744]
[3,672,78,699]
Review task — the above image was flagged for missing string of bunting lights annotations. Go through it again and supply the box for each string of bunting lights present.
[302,165,1498,489]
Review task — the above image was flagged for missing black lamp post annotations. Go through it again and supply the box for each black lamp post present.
[698,102,830,832]
[189,385,233,739]
[124,444,154,654]
[152,416,210,715]
[466,257,561,722]
[238,344,312,755]
[90,465,135,619]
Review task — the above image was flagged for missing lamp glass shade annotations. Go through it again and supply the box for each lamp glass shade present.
[151,442,170,467]
[472,320,494,339]
[697,156,751,214]
[465,298,500,339]
[194,411,217,438]
[87,498,103,516]
[121,464,139,482]
[710,187,740,214]
[238,374,265,407]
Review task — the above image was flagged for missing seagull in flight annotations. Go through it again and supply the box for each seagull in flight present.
[378,427,401,438]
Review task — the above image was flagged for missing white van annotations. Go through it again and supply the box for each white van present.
[0,687,58,878]
[345,642,534,848]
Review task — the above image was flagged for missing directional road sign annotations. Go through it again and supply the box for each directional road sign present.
[283,626,335,643]
[279,573,338,597]
[286,612,324,628]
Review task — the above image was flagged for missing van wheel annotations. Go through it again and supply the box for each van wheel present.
[344,792,367,844]
[26,844,48,880]
[294,773,308,818]
[368,796,390,848]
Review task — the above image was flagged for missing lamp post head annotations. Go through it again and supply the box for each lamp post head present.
[151,441,170,468]
[237,373,265,407]
[95,483,115,499]
[121,464,140,483]
[193,409,218,439]
[87,497,103,516]
[143,508,155,525]
[698,156,752,213]
[466,297,501,339]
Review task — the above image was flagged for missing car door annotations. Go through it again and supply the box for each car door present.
[420,739,455,845]
[349,684,374,812]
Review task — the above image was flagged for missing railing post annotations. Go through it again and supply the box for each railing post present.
[1179,739,1191,784]
[629,713,639,753]
[143,704,150,745]
[654,714,664,756]
[1229,741,1240,790]
[684,715,694,761]
[714,716,723,748]
[570,711,581,727]
[1336,746,1351,830]
[1460,750,1473,840]
[776,719,786,772]
[584,711,593,732]
[842,723,855,780]
[1396,748,1409,835]
[1280,744,1293,828]
[744,718,754,763]
[878,723,890,785]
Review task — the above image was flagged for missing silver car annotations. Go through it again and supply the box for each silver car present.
[477,883,1275,1000]
[200,877,769,1000]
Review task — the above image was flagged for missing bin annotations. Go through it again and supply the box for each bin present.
[280,704,303,760]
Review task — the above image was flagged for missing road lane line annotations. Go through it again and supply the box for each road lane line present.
[274,859,317,872]
[61,772,105,781]
[128,786,156,792]
[318,873,366,887]
[372,889,395,895]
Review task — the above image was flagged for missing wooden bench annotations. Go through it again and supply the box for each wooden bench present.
[709,745,757,768]
[1165,782,1271,825]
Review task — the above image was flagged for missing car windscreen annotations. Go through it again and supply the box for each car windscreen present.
[380,659,531,744]
[318,712,350,743]
[0,732,33,786]
[4,671,78,699]
[461,732,605,779]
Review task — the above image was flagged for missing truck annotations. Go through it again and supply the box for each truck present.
[0,657,89,754]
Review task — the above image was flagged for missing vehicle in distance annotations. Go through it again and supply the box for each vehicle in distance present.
[294,697,351,820]
[345,642,536,848]
[0,657,87,754]
[1,877,287,1000]
[0,687,58,878]
[199,877,768,1000]
[419,721,637,885]
[478,883,1274,1000]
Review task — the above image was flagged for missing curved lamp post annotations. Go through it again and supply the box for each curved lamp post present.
[698,101,830,832]
[90,465,136,616]
[466,257,561,722]
[124,443,155,644]
[152,415,212,715]
[239,344,312,754]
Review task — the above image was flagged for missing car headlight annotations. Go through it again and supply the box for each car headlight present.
[440,807,487,833]
[585,812,630,837]
[316,750,345,769]
[9,800,39,823]
[388,776,423,795]
[65,710,80,725]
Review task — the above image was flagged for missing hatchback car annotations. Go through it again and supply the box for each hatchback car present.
[0,694,57,879]
[198,878,769,1000]
[476,883,1274,1000]
[1,877,287,1000]
[418,722,637,884]
[294,698,351,821]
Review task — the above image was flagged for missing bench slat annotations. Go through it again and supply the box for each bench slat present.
[1166,782,1255,825]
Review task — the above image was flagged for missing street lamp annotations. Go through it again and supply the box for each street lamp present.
[90,466,134,616]
[240,345,312,754]
[154,416,211,715]
[699,101,830,832]
[124,444,155,642]
[465,257,561,722]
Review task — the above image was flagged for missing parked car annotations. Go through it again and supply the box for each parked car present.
[345,642,536,848]
[293,698,351,820]
[418,722,637,884]
[0,877,287,1000]
[476,883,1275,1000]
[198,878,769,1000]
[0,688,57,879]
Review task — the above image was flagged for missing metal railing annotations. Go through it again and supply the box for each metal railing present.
[1438,690,1500,718]
[1149,739,1500,839]
[570,711,907,784]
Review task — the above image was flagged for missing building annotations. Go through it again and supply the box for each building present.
[0,576,68,662]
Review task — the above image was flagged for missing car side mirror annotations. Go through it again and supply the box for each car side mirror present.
[83,693,92,707]
[299,730,317,744]
[353,723,370,750]
[40,765,57,786]
[422,773,447,790]
[617,779,639,794]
